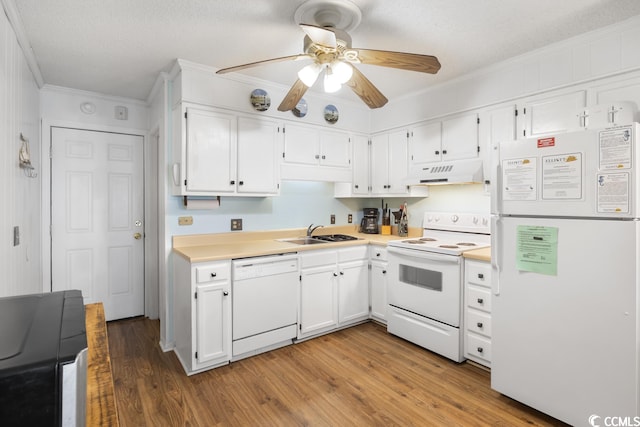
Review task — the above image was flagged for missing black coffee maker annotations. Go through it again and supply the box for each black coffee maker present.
[360,207,379,234]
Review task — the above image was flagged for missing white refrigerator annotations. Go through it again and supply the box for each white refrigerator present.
[491,124,640,426]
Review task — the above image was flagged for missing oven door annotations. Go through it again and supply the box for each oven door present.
[387,246,463,326]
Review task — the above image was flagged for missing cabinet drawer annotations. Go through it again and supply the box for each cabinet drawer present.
[369,246,387,261]
[466,333,491,362]
[467,287,491,312]
[195,263,230,283]
[300,249,338,269]
[466,261,491,288]
[338,245,368,262]
[466,310,492,337]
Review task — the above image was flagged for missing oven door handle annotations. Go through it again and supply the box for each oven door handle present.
[387,246,461,264]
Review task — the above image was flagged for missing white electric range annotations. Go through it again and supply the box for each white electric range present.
[386,212,490,362]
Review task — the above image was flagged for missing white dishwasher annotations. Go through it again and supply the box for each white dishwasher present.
[231,253,299,360]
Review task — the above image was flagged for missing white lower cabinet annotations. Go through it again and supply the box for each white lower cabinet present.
[464,259,492,367]
[173,256,232,375]
[369,246,388,323]
[298,246,369,339]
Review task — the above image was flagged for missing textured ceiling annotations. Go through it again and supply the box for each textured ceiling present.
[11,0,640,103]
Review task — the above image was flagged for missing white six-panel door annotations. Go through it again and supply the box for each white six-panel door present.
[51,127,144,320]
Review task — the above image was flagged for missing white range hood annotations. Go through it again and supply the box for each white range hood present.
[407,158,485,185]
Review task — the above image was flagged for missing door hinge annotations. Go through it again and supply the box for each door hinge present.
[523,107,527,115]
[282,152,285,158]
[194,291,197,299]
[515,109,519,117]
[523,130,527,137]
[195,351,198,359]
[477,146,480,153]
[184,179,187,186]
[184,112,187,119]
[299,274,302,281]
[477,117,480,124]
[299,324,302,331]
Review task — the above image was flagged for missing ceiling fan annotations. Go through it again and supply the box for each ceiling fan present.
[215,0,441,112]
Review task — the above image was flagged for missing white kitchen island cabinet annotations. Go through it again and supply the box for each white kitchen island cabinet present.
[173,256,232,375]
[298,246,369,340]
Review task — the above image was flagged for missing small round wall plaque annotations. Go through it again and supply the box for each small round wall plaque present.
[324,104,339,124]
[250,89,270,111]
[292,98,308,118]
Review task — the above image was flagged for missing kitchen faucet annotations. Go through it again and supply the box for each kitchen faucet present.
[307,224,324,236]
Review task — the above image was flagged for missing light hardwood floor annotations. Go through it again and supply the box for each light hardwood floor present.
[108,318,567,426]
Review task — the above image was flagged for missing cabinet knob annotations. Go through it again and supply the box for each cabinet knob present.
[355,184,359,189]
[315,154,320,159]
[376,252,381,257]
[477,298,484,304]
[477,347,484,353]
[333,272,338,277]
[230,180,235,185]
[210,272,217,278]
[223,291,229,296]
[322,155,326,159]
[435,150,440,155]
[478,273,484,279]
[239,181,244,186]
[339,271,344,275]
[382,270,387,274]
[442,149,447,155]
[477,322,483,328]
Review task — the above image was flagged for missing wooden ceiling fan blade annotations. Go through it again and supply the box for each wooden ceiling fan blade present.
[216,54,310,74]
[349,48,441,74]
[278,79,309,112]
[345,66,388,109]
[300,24,337,49]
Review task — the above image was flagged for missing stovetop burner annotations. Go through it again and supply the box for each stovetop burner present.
[456,242,478,246]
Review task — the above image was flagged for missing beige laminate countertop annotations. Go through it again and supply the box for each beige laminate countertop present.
[462,247,491,262]
[173,225,420,263]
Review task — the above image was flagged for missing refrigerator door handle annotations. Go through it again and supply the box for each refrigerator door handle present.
[491,216,501,295]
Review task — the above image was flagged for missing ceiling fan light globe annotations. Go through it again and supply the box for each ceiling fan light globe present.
[331,61,353,84]
[324,72,342,93]
[298,63,322,87]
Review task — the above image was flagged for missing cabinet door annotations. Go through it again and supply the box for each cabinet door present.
[410,121,441,166]
[370,260,388,322]
[351,135,370,195]
[186,108,236,193]
[441,113,479,161]
[283,124,320,165]
[370,134,389,194]
[196,282,230,367]
[387,129,409,195]
[299,265,338,337]
[237,117,280,194]
[479,104,516,186]
[520,90,586,137]
[338,260,370,325]
[320,130,351,168]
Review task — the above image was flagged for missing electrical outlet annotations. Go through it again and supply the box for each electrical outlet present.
[348,214,353,223]
[178,216,193,226]
[13,226,19,246]
[330,214,336,224]
[231,218,243,231]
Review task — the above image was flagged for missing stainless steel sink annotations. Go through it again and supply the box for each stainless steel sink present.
[277,237,328,245]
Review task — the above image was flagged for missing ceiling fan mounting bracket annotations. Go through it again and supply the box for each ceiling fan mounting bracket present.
[294,0,362,32]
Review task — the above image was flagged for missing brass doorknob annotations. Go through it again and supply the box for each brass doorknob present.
[134,232,142,240]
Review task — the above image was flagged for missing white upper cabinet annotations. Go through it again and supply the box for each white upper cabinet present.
[183,107,237,195]
[371,129,409,195]
[350,134,370,195]
[478,104,517,185]
[281,123,352,182]
[518,90,587,137]
[236,116,281,195]
[408,112,479,175]
[171,104,280,196]
[441,113,480,161]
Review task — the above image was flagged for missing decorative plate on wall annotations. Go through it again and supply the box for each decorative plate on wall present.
[250,89,270,111]
[292,98,308,118]
[324,104,339,124]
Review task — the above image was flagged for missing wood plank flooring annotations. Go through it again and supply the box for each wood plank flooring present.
[108,318,568,426]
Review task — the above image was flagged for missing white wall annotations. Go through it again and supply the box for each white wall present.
[0,7,41,297]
